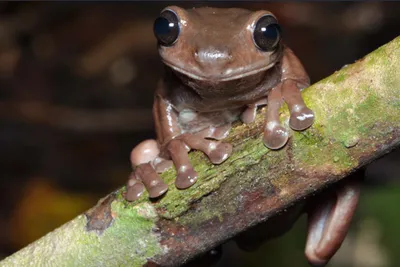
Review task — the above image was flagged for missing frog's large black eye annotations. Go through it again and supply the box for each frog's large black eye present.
[153,10,180,46]
[253,15,281,52]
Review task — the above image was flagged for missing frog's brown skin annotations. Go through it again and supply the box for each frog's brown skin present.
[125,6,360,266]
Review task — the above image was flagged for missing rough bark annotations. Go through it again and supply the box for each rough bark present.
[1,36,399,267]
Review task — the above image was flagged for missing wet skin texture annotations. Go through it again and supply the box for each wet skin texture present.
[125,6,360,266]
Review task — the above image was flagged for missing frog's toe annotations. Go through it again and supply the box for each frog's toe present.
[241,99,268,124]
[167,139,199,189]
[289,105,315,131]
[197,124,231,140]
[207,142,232,164]
[125,174,145,201]
[263,122,289,150]
[147,182,169,198]
[209,124,232,140]
[240,106,257,124]
[181,134,232,164]
[175,165,198,189]
[136,163,168,198]
[153,157,173,173]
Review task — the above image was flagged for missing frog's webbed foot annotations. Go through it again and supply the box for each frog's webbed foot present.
[182,132,233,164]
[171,131,233,189]
[153,156,173,173]
[282,80,314,131]
[196,124,232,140]
[263,85,290,149]
[305,179,360,266]
[125,139,169,201]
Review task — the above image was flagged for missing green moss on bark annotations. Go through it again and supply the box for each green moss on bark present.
[0,201,163,267]
[2,36,399,267]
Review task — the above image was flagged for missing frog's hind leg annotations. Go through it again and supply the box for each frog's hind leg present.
[125,139,169,201]
[281,80,314,131]
[263,84,290,150]
[305,179,360,266]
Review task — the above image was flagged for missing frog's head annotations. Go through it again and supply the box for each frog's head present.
[153,6,283,84]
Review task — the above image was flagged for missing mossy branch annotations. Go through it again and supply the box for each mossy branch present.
[1,37,400,267]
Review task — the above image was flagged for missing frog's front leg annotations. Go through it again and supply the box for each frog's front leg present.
[280,47,315,131]
[260,47,314,150]
[125,94,232,201]
[241,84,293,150]
[125,92,182,201]
[264,84,292,149]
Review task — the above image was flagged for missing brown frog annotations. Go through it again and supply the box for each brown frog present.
[125,6,360,266]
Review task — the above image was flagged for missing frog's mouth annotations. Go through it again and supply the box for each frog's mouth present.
[163,60,276,82]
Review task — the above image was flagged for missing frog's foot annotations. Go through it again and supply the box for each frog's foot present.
[153,156,173,173]
[197,124,232,140]
[125,163,169,201]
[167,139,198,189]
[241,98,268,124]
[125,172,145,201]
[182,133,232,165]
[263,85,289,150]
[305,179,360,266]
[281,80,314,131]
[125,139,169,201]
[169,134,233,189]
[135,163,169,198]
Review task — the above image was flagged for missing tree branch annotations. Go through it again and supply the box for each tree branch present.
[1,36,399,267]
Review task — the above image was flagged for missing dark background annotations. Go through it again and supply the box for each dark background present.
[0,2,399,266]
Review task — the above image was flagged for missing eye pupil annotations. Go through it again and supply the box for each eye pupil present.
[154,17,170,35]
[263,24,279,39]
[253,15,281,52]
[153,10,180,46]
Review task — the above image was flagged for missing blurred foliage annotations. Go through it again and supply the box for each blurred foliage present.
[0,2,399,266]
